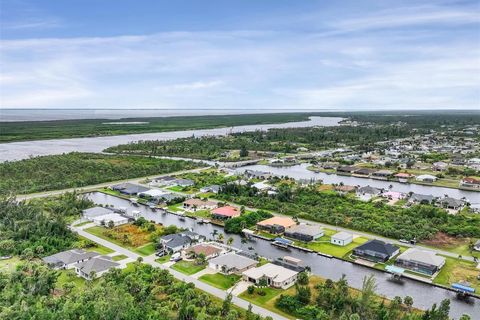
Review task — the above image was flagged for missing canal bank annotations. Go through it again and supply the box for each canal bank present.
[84,191,479,319]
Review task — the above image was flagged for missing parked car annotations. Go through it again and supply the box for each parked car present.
[170,253,182,262]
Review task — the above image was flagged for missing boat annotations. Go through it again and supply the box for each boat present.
[130,198,138,205]
[271,237,293,250]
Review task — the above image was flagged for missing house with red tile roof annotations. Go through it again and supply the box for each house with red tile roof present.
[211,206,240,219]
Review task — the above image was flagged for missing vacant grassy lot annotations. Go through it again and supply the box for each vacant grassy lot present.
[78,236,114,255]
[85,224,159,256]
[199,273,241,290]
[171,260,206,275]
[433,256,479,292]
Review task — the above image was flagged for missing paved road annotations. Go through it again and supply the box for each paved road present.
[16,167,209,201]
[18,166,478,263]
[72,224,288,320]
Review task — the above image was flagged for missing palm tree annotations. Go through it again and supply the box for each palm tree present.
[217,233,224,243]
[210,230,218,241]
[227,237,234,246]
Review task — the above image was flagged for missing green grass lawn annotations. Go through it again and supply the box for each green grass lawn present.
[167,185,186,192]
[171,260,206,275]
[155,254,171,264]
[199,273,241,290]
[73,221,92,227]
[78,235,115,255]
[239,286,284,304]
[134,243,156,256]
[185,209,212,219]
[293,229,369,258]
[112,254,128,261]
[433,256,479,292]
[0,256,21,273]
[55,269,89,291]
[84,226,154,256]
[167,202,184,212]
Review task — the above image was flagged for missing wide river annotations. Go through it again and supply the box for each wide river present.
[234,163,480,203]
[86,191,479,319]
[0,116,341,162]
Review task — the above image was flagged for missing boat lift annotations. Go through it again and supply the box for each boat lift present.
[272,237,293,250]
[451,283,475,298]
[385,265,405,280]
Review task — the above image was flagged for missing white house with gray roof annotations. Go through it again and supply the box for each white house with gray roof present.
[395,248,445,275]
[242,263,298,289]
[208,252,257,274]
[82,206,114,221]
[42,249,99,269]
[331,231,353,246]
[75,256,120,280]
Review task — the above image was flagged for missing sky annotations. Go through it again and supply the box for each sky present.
[0,0,479,110]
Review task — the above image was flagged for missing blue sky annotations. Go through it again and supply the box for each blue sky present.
[0,0,479,110]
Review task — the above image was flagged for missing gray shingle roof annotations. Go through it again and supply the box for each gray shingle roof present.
[82,206,113,219]
[42,249,99,266]
[209,253,257,270]
[355,239,399,256]
[75,256,119,274]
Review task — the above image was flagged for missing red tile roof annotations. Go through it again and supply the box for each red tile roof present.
[212,206,240,217]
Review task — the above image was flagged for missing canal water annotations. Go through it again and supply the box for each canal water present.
[233,163,480,203]
[0,116,342,162]
[86,191,479,318]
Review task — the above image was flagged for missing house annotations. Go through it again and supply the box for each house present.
[138,189,168,200]
[256,217,296,234]
[158,193,182,203]
[92,213,129,227]
[409,193,435,205]
[334,185,357,194]
[75,255,120,280]
[111,183,150,195]
[200,185,221,193]
[336,166,358,174]
[460,177,480,190]
[394,173,413,183]
[244,170,273,180]
[173,179,195,187]
[242,263,298,289]
[439,197,465,210]
[381,191,405,201]
[284,224,324,242]
[331,231,353,246]
[211,206,240,219]
[372,170,394,180]
[185,243,224,259]
[353,168,376,177]
[356,186,382,200]
[352,239,400,262]
[82,206,114,221]
[208,252,257,274]
[42,249,99,269]
[395,248,445,275]
[183,198,217,211]
[252,181,273,191]
[432,161,448,171]
[151,175,177,186]
[160,231,201,253]
[416,174,437,183]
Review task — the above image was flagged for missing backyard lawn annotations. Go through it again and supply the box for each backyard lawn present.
[199,273,240,290]
[167,185,187,192]
[171,260,206,275]
[433,256,480,292]
[55,269,88,291]
[294,229,369,258]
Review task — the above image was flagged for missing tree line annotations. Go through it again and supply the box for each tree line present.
[0,152,199,195]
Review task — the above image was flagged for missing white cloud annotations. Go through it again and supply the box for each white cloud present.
[0,4,479,110]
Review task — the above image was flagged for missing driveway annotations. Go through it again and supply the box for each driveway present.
[74,226,289,320]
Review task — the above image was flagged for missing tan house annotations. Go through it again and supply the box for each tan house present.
[183,198,217,211]
[257,217,296,234]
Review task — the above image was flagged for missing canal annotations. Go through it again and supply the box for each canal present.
[86,191,479,319]
[234,163,480,203]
